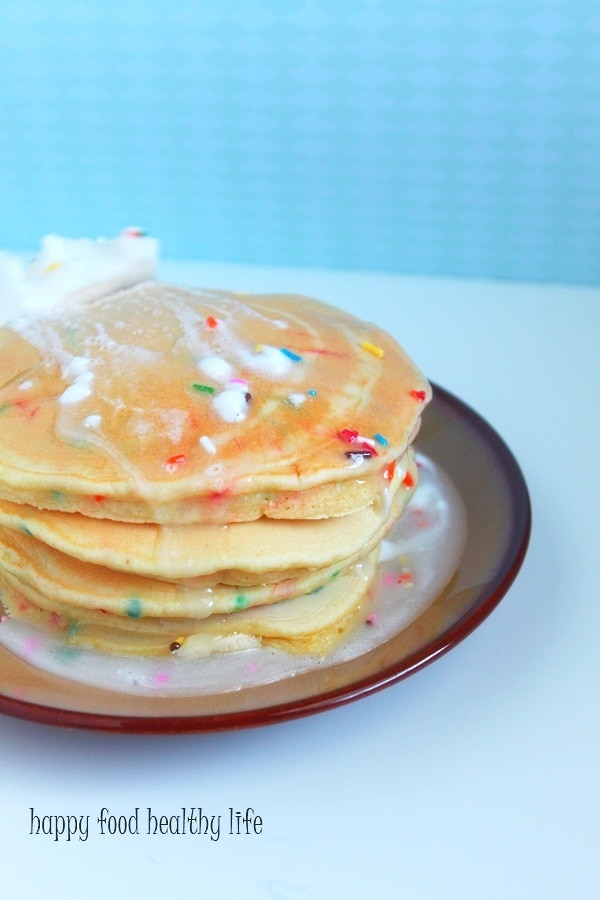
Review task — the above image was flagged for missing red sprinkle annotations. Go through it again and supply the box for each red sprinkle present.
[165,454,188,472]
[383,461,396,481]
[93,495,105,503]
[410,389,427,402]
[338,428,359,444]
[397,571,413,586]
[14,398,40,420]
[205,316,219,329]
[403,472,415,488]
[338,428,378,457]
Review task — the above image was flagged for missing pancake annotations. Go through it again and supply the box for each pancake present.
[0,454,412,580]
[0,278,430,660]
[0,550,378,657]
[0,282,430,522]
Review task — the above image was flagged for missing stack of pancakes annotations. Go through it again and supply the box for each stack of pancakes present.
[0,283,430,658]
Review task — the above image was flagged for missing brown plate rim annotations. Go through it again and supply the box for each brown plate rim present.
[0,383,531,734]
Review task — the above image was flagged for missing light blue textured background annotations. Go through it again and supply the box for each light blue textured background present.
[0,0,598,283]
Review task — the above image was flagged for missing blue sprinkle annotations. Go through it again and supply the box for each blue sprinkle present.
[280,348,303,362]
[374,433,388,446]
[308,389,317,396]
[126,597,143,618]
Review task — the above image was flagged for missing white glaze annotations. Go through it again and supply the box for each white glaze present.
[0,455,467,696]
[0,230,158,317]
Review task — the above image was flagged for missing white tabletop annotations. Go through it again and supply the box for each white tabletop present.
[1,261,598,900]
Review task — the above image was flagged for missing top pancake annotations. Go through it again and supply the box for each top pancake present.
[0,282,430,523]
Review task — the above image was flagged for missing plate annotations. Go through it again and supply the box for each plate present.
[0,385,530,733]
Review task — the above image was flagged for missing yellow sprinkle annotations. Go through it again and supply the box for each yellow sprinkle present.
[44,261,63,273]
[361,340,384,358]
[255,344,264,352]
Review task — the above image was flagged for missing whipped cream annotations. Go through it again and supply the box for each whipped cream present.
[0,229,158,319]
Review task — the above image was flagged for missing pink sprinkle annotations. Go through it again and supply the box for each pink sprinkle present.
[383,573,396,587]
[23,636,40,655]
[229,377,248,386]
[154,672,169,684]
[246,662,258,673]
[366,614,378,625]
[0,615,8,623]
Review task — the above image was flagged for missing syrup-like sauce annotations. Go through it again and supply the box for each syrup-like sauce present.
[0,454,466,696]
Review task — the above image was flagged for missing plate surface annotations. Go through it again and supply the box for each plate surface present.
[0,384,530,733]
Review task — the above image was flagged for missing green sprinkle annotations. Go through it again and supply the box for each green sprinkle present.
[234,594,250,610]
[126,597,143,618]
[52,645,82,662]
[19,523,33,537]
[51,491,66,504]
[192,383,215,394]
[0,404,9,415]
[67,621,79,639]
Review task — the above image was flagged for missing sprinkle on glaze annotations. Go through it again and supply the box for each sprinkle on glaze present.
[199,435,217,454]
[164,453,188,473]
[361,340,384,358]
[280,347,302,362]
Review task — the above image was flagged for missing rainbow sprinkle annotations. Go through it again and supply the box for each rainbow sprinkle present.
[361,340,384,358]
[165,453,188,473]
[126,598,143,618]
[280,348,302,362]
[199,435,217,455]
